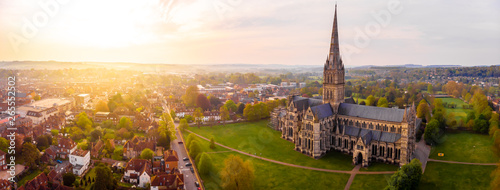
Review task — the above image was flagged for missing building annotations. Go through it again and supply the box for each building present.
[69,148,90,176]
[270,5,418,167]
[57,137,77,159]
[123,136,156,159]
[164,150,179,172]
[150,174,185,190]
[17,172,49,190]
[0,150,7,170]
[75,94,90,108]
[124,158,152,188]
[16,98,72,124]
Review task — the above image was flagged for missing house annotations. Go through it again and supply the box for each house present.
[164,150,179,173]
[0,179,11,190]
[0,150,7,170]
[150,174,185,190]
[18,172,49,190]
[40,145,58,164]
[90,140,104,158]
[124,158,152,188]
[57,137,77,159]
[69,148,90,176]
[123,136,156,159]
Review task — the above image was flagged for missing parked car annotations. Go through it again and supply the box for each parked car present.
[178,141,183,144]
[185,162,192,167]
[56,160,62,164]
[195,181,200,187]
[183,157,189,161]
[190,167,194,173]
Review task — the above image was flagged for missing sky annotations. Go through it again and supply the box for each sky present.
[0,0,499,67]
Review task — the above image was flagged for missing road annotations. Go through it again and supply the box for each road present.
[164,102,201,190]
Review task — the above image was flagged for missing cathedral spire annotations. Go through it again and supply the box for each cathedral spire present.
[327,3,342,69]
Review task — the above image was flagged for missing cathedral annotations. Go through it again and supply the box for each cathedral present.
[270,5,420,167]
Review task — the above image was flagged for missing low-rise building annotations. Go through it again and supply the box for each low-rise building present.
[57,137,77,159]
[150,174,185,190]
[69,148,90,176]
[124,158,152,188]
[0,150,7,170]
[164,150,179,173]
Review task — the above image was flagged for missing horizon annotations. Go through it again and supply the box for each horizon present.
[1,0,499,67]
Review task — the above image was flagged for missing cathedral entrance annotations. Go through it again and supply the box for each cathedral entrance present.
[357,153,363,165]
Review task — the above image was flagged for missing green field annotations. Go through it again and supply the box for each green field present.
[429,132,498,163]
[359,162,399,172]
[438,98,470,121]
[200,152,350,190]
[188,120,355,171]
[350,174,392,190]
[419,162,495,190]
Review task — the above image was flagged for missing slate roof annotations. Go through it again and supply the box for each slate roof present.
[338,103,405,122]
[292,96,323,111]
[310,103,333,120]
[343,126,401,143]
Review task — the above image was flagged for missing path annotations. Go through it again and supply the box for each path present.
[414,136,431,172]
[186,129,395,176]
[344,165,361,190]
[427,159,497,166]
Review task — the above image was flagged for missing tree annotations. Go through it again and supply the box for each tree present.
[170,110,176,120]
[182,85,199,107]
[196,94,211,111]
[90,130,102,142]
[76,112,92,131]
[243,104,259,121]
[22,142,41,168]
[210,137,216,149]
[427,84,434,94]
[385,159,422,190]
[194,108,204,127]
[179,119,189,131]
[491,163,500,190]
[473,114,489,134]
[220,155,255,190]
[416,100,430,122]
[366,95,375,106]
[186,133,196,148]
[237,103,245,115]
[95,100,110,112]
[36,135,52,151]
[117,117,133,131]
[220,106,230,126]
[189,140,202,159]
[63,172,76,186]
[198,152,213,175]
[464,93,472,103]
[112,148,123,160]
[377,97,389,108]
[0,137,8,153]
[424,119,440,145]
[94,163,117,190]
[157,132,171,149]
[140,148,154,159]
[224,100,238,112]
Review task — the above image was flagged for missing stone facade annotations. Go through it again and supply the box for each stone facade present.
[270,5,419,167]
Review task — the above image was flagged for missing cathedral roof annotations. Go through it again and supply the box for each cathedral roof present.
[310,103,334,120]
[292,96,323,111]
[338,103,406,122]
[343,126,401,143]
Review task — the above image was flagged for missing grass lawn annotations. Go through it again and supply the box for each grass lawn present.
[82,167,96,190]
[359,162,399,171]
[201,152,350,190]
[438,98,471,121]
[182,131,228,153]
[429,132,498,163]
[188,120,354,171]
[350,174,392,190]
[419,162,495,190]
[17,170,42,187]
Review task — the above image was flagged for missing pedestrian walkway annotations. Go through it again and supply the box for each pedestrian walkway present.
[427,159,497,166]
[344,165,361,190]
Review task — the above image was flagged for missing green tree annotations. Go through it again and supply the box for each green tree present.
[189,140,202,159]
[182,85,199,107]
[179,119,189,131]
[427,84,433,94]
[464,93,472,103]
[220,155,255,190]
[117,117,133,131]
[424,119,440,145]
[90,130,102,142]
[366,95,375,106]
[243,104,259,121]
[198,152,213,175]
[95,100,109,112]
[377,97,389,108]
[220,106,230,126]
[140,148,154,159]
[416,100,430,122]
[385,159,422,190]
[0,137,9,153]
[94,163,117,190]
[36,135,52,151]
[112,148,123,160]
[63,172,76,186]
[170,110,176,120]
[224,100,238,112]
[194,108,204,127]
[186,133,196,148]
[196,94,211,111]
[22,142,40,168]
[237,103,245,115]
[210,137,216,149]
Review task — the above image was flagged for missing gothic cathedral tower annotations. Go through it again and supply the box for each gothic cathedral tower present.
[323,4,345,108]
